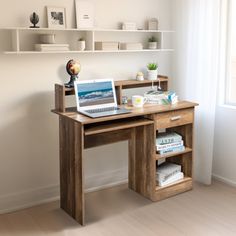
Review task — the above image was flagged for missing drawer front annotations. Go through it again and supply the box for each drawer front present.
[155,108,194,129]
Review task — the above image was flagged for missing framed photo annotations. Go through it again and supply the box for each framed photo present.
[47,6,66,29]
[148,18,158,30]
[75,1,94,29]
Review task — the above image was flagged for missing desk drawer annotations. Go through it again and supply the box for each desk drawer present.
[154,108,194,129]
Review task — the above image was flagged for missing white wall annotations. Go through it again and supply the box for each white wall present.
[0,0,172,212]
[213,106,236,186]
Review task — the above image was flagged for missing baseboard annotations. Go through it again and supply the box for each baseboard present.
[0,185,60,214]
[212,173,236,188]
[0,168,128,214]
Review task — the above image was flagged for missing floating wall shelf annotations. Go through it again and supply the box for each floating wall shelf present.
[1,27,174,54]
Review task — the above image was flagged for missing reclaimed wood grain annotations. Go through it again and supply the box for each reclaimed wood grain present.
[53,82,198,226]
[128,123,156,199]
[52,101,198,125]
[55,84,66,112]
[59,116,85,225]
[84,118,154,136]
[54,77,169,111]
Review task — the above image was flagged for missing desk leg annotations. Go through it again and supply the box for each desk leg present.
[59,117,85,225]
[128,124,155,199]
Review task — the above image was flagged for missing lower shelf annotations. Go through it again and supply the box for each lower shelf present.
[152,176,192,201]
[155,176,192,191]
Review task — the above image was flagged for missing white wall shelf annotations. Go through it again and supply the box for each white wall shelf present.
[1,27,174,54]
[4,49,174,55]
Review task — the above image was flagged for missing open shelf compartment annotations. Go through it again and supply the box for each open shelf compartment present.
[153,121,194,200]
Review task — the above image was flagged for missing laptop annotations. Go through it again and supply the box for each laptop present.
[74,79,131,118]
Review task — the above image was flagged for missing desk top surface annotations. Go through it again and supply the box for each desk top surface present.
[52,101,198,125]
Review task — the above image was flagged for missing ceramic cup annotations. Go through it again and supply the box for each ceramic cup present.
[132,95,147,108]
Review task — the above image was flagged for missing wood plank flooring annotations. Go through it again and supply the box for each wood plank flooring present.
[0,180,236,236]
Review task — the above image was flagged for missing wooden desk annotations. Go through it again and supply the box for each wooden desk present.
[52,96,198,225]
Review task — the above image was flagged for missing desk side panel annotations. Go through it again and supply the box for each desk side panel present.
[59,117,85,225]
[55,84,66,112]
[128,123,156,199]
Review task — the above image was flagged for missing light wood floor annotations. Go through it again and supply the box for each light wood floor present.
[0,180,236,236]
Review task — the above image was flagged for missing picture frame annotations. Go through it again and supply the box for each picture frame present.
[75,1,94,29]
[46,6,66,29]
[148,18,158,30]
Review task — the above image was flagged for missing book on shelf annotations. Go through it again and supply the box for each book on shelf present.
[156,140,184,151]
[35,44,70,51]
[95,42,119,51]
[158,145,185,155]
[156,132,182,145]
[119,42,143,50]
[156,162,182,181]
[157,171,184,187]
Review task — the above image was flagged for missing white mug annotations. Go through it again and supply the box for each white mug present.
[132,95,147,108]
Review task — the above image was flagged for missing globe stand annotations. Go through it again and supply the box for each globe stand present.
[65,75,78,88]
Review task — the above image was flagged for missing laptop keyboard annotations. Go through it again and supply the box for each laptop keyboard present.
[86,107,119,114]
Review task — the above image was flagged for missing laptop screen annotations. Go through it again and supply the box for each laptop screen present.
[76,81,115,107]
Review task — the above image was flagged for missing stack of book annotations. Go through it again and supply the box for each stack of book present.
[35,44,70,51]
[144,90,179,105]
[166,91,178,104]
[122,22,137,30]
[156,162,184,187]
[119,43,143,50]
[156,132,185,155]
[95,42,119,51]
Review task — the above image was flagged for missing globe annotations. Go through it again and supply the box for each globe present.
[65,59,81,88]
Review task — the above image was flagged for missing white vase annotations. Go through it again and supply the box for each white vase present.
[77,41,86,51]
[148,42,157,49]
[147,69,158,80]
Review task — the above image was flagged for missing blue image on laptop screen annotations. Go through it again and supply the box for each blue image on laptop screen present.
[77,81,115,107]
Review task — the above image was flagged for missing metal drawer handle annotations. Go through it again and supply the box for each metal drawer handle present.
[170,115,181,121]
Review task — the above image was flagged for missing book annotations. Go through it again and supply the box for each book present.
[171,95,178,104]
[122,22,137,30]
[156,162,182,182]
[156,140,184,151]
[158,145,185,155]
[95,42,119,51]
[166,91,179,104]
[119,43,143,50]
[144,92,169,104]
[144,90,179,105]
[35,44,69,51]
[157,172,184,187]
[166,91,176,101]
[156,132,182,145]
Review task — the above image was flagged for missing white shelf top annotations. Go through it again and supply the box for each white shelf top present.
[92,28,174,33]
[4,49,174,55]
[1,27,91,32]
[94,49,174,53]
[0,27,174,33]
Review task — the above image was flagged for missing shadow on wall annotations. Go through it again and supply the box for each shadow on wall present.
[0,31,11,52]
[0,91,59,195]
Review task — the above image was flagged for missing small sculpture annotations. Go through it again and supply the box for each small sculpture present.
[65,59,81,88]
[136,71,144,81]
[30,12,40,28]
